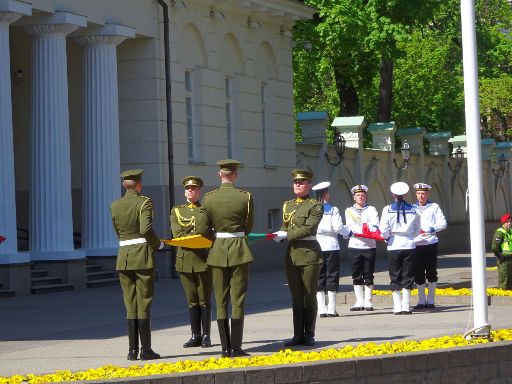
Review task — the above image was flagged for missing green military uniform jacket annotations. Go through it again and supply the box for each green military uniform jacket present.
[202,183,254,267]
[111,190,161,270]
[170,202,211,273]
[281,196,323,266]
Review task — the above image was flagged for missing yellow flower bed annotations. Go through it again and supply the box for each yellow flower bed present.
[372,288,512,296]
[2,329,512,384]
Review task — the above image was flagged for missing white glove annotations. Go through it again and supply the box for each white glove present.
[159,241,165,250]
[273,230,287,242]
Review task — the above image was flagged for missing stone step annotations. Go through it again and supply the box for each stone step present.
[87,271,116,281]
[86,278,119,288]
[31,276,63,287]
[31,269,49,278]
[0,290,15,298]
[86,264,101,273]
[31,284,74,294]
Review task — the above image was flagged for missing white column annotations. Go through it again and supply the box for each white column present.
[0,1,31,264]
[22,12,86,260]
[74,25,135,256]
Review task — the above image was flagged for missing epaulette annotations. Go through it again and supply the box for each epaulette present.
[236,188,251,196]
[284,199,295,205]
[203,189,216,196]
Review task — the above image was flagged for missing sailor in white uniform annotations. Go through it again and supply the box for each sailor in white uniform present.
[312,181,351,317]
[412,183,447,309]
[379,182,421,315]
[345,185,380,311]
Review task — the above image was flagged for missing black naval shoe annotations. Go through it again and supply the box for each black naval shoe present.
[327,312,339,317]
[393,311,402,315]
[319,313,328,318]
[284,335,304,347]
[364,307,374,312]
[140,348,160,360]
[413,304,426,310]
[350,306,364,312]
[127,349,138,361]
[425,303,436,308]
[400,310,412,315]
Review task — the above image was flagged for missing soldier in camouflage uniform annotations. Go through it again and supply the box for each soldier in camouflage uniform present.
[202,159,254,358]
[110,169,162,361]
[274,169,323,347]
[170,176,213,348]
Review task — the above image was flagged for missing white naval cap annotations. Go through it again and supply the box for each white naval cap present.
[413,183,432,191]
[351,184,368,195]
[390,182,409,196]
[312,181,331,191]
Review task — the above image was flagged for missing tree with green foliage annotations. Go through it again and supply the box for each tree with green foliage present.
[293,0,512,143]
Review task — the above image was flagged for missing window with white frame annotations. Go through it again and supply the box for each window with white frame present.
[185,70,195,161]
[225,77,234,158]
[261,83,268,165]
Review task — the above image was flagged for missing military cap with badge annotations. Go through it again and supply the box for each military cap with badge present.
[120,169,144,181]
[217,159,242,174]
[351,184,368,195]
[182,176,203,188]
[413,183,432,191]
[291,168,314,180]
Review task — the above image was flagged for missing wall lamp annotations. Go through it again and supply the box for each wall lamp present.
[325,128,346,166]
[292,40,312,51]
[209,8,225,20]
[492,153,509,179]
[247,17,261,29]
[393,140,410,171]
[280,27,292,37]
[448,145,464,174]
[170,0,187,8]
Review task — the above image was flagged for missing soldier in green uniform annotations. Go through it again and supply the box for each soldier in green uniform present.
[202,159,254,358]
[492,213,512,290]
[110,169,162,361]
[170,176,213,348]
[273,169,323,347]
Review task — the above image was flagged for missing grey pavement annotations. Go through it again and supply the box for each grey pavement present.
[0,253,510,378]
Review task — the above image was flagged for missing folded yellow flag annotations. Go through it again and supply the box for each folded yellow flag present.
[161,234,213,249]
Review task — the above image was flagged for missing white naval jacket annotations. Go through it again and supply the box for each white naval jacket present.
[316,203,351,251]
[412,201,447,246]
[345,205,380,249]
[379,200,421,250]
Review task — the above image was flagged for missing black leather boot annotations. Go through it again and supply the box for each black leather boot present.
[200,305,212,348]
[127,319,139,360]
[138,319,160,360]
[303,308,317,346]
[217,319,231,358]
[284,307,305,347]
[183,306,202,348]
[230,318,250,357]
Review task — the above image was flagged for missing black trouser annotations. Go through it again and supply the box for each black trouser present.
[388,249,415,291]
[318,250,340,292]
[414,243,438,285]
[348,248,376,285]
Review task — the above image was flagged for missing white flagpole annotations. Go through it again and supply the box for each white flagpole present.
[460,0,491,338]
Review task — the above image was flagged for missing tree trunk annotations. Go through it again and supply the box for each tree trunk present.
[333,66,359,116]
[378,59,394,122]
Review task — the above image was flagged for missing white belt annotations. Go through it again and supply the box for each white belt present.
[301,235,317,241]
[215,232,245,238]
[119,238,147,246]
